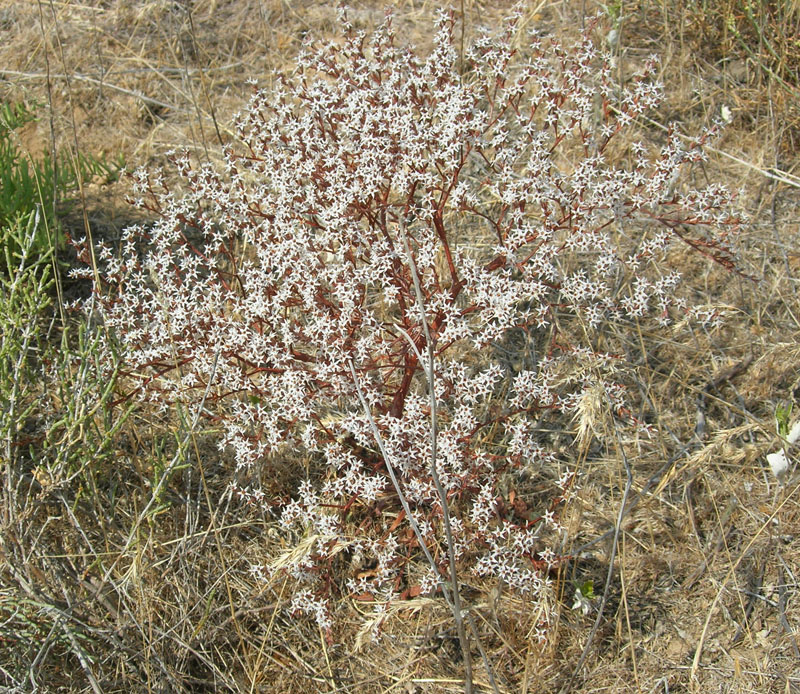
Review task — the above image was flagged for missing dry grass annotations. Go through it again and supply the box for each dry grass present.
[1,1,799,693]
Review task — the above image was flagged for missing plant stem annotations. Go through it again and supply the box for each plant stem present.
[399,217,473,694]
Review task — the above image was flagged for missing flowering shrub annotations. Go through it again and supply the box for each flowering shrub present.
[74,8,741,648]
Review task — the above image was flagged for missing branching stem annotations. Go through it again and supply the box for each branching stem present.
[398,217,474,694]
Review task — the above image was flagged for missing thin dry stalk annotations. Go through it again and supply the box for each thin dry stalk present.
[399,216,475,693]
[561,418,633,694]
[690,478,800,685]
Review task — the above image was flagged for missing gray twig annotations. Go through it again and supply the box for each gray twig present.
[399,217,473,694]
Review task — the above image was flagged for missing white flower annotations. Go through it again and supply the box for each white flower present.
[571,587,592,615]
[766,449,790,483]
[786,420,800,445]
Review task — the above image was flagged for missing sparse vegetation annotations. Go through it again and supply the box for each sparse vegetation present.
[0,2,798,693]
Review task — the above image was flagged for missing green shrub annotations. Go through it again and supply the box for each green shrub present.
[0,207,132,688]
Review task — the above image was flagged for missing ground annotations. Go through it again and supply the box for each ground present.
[0,1,798,692]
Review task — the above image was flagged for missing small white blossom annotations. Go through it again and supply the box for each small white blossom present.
[79,5,743,645]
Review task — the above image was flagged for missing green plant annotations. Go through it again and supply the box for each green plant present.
[0,100,123,273]
[775,401,793,438]
[0,209,52,473]
[0,207,132,689]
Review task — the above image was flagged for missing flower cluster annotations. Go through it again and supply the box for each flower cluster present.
[77,9,742,636]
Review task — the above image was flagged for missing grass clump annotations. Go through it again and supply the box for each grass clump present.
[690,0,800,89]
[0,100,122,273]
